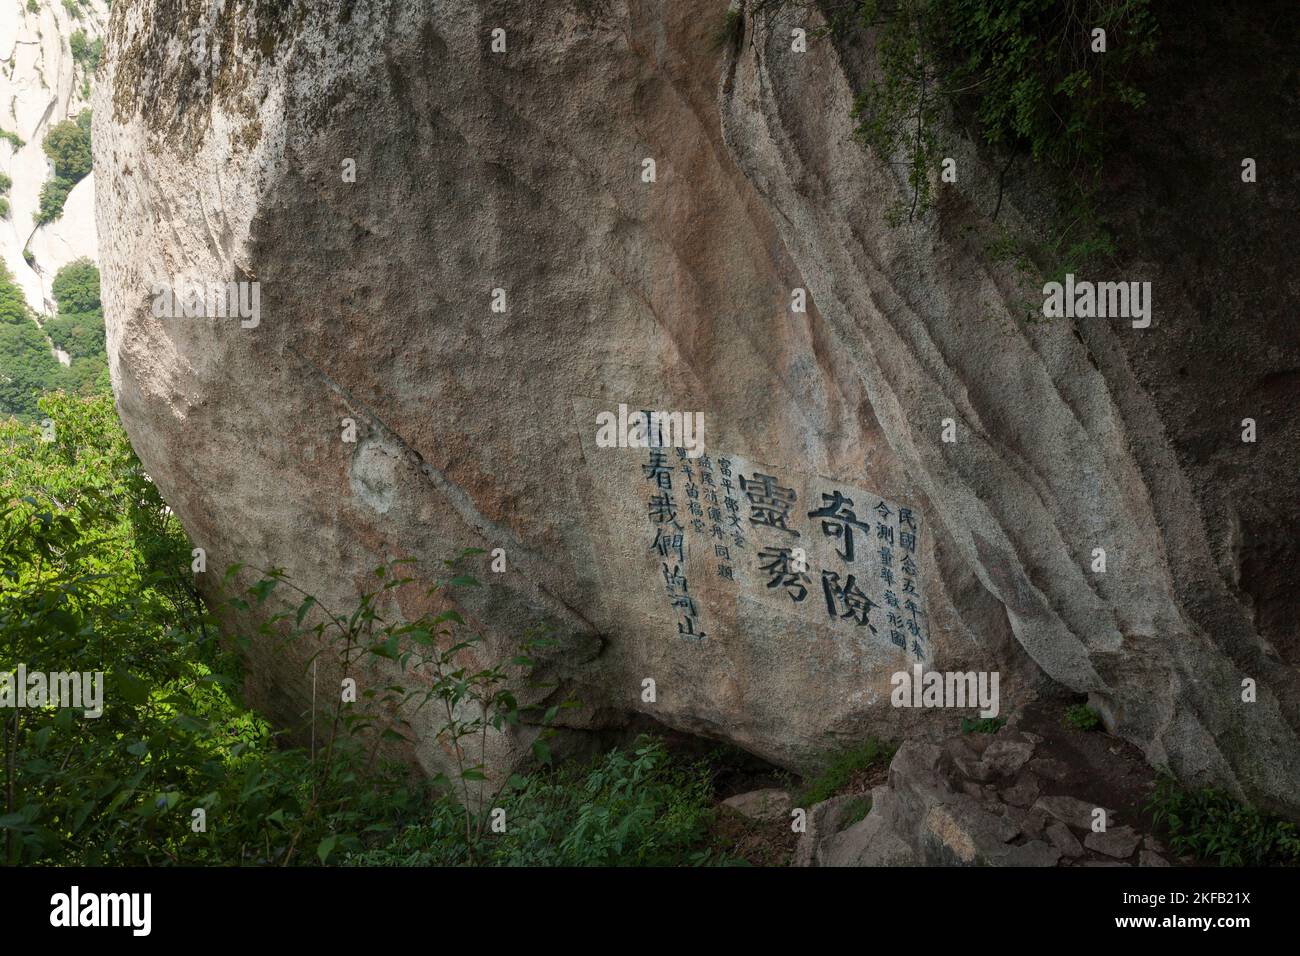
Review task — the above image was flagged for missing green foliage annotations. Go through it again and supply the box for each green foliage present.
[0,396,429,864]
[36,112,93,225]
[27,0,39,14]
[44,313,103,361]
[0,400,727,866]
[42,110,92,183]
[0,266,27,326]
[60,0,80,19]
[36,177,74,226]
[0,198,8,220]
[347,736,725,866]
[1063,703,1102,731]
[797,738,895,806]
[0,261,107,421]
[0,259,63,421]
[0,320,59,420]
[1146,776,1300,867]
[69,30,102,73]
[0,172,11,193]
[51,257,100,314]
[960,715,1008,734]
[235,551,578,864]
[0,130,23,150]
[841,0,1157,232]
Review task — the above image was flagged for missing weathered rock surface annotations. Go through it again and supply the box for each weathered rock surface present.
[797,728,1175,867]
[1085,826,1142,860]
[95,0,1300,812]
[1034,796,1111,832]
[804,738,1063,867]
[1045,821,1084,859]
[721,788,791,823]
[718,1,1300,813]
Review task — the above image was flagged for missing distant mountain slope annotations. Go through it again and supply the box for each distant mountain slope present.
[0,0,107,317]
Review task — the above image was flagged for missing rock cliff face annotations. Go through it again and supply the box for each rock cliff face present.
[95,1,1300,814]
[0,0,107,313]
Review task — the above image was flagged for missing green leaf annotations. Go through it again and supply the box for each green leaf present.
[249,578,278,604]
[114,671,150,706]
[317,834,338,864]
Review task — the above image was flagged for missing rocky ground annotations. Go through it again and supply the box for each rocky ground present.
[714,699,1182,867]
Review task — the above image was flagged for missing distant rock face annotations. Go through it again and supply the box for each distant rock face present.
[0,0,107,312]
[96,1,1300,812]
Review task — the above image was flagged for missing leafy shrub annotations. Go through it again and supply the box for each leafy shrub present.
[231,550,579,864]
[0,265,28,326]
[0,396,432,864]
[0,322,59,421]
[1147,776,1300,867]
[0,198,8,220]
[50,262,106,395]
[69,30,102,73]
[1064,703,1102,731]
[797,738,895,806]
[960,715,1008,734]
[841,0,1157,224]
[0,260,107,420]
[0,173,11,193]
[0,130,23,151]
[44,312,103,360]
[347,736,725,866]
[42,110,92,183]
[36,177,75,226]
[52,257,100,314]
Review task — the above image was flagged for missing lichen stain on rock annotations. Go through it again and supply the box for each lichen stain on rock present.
[349,436,398,516]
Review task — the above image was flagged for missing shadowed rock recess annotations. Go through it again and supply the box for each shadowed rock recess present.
[96,0,1299,817]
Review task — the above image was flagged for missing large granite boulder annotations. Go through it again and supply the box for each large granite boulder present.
[94,0,1299,812]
